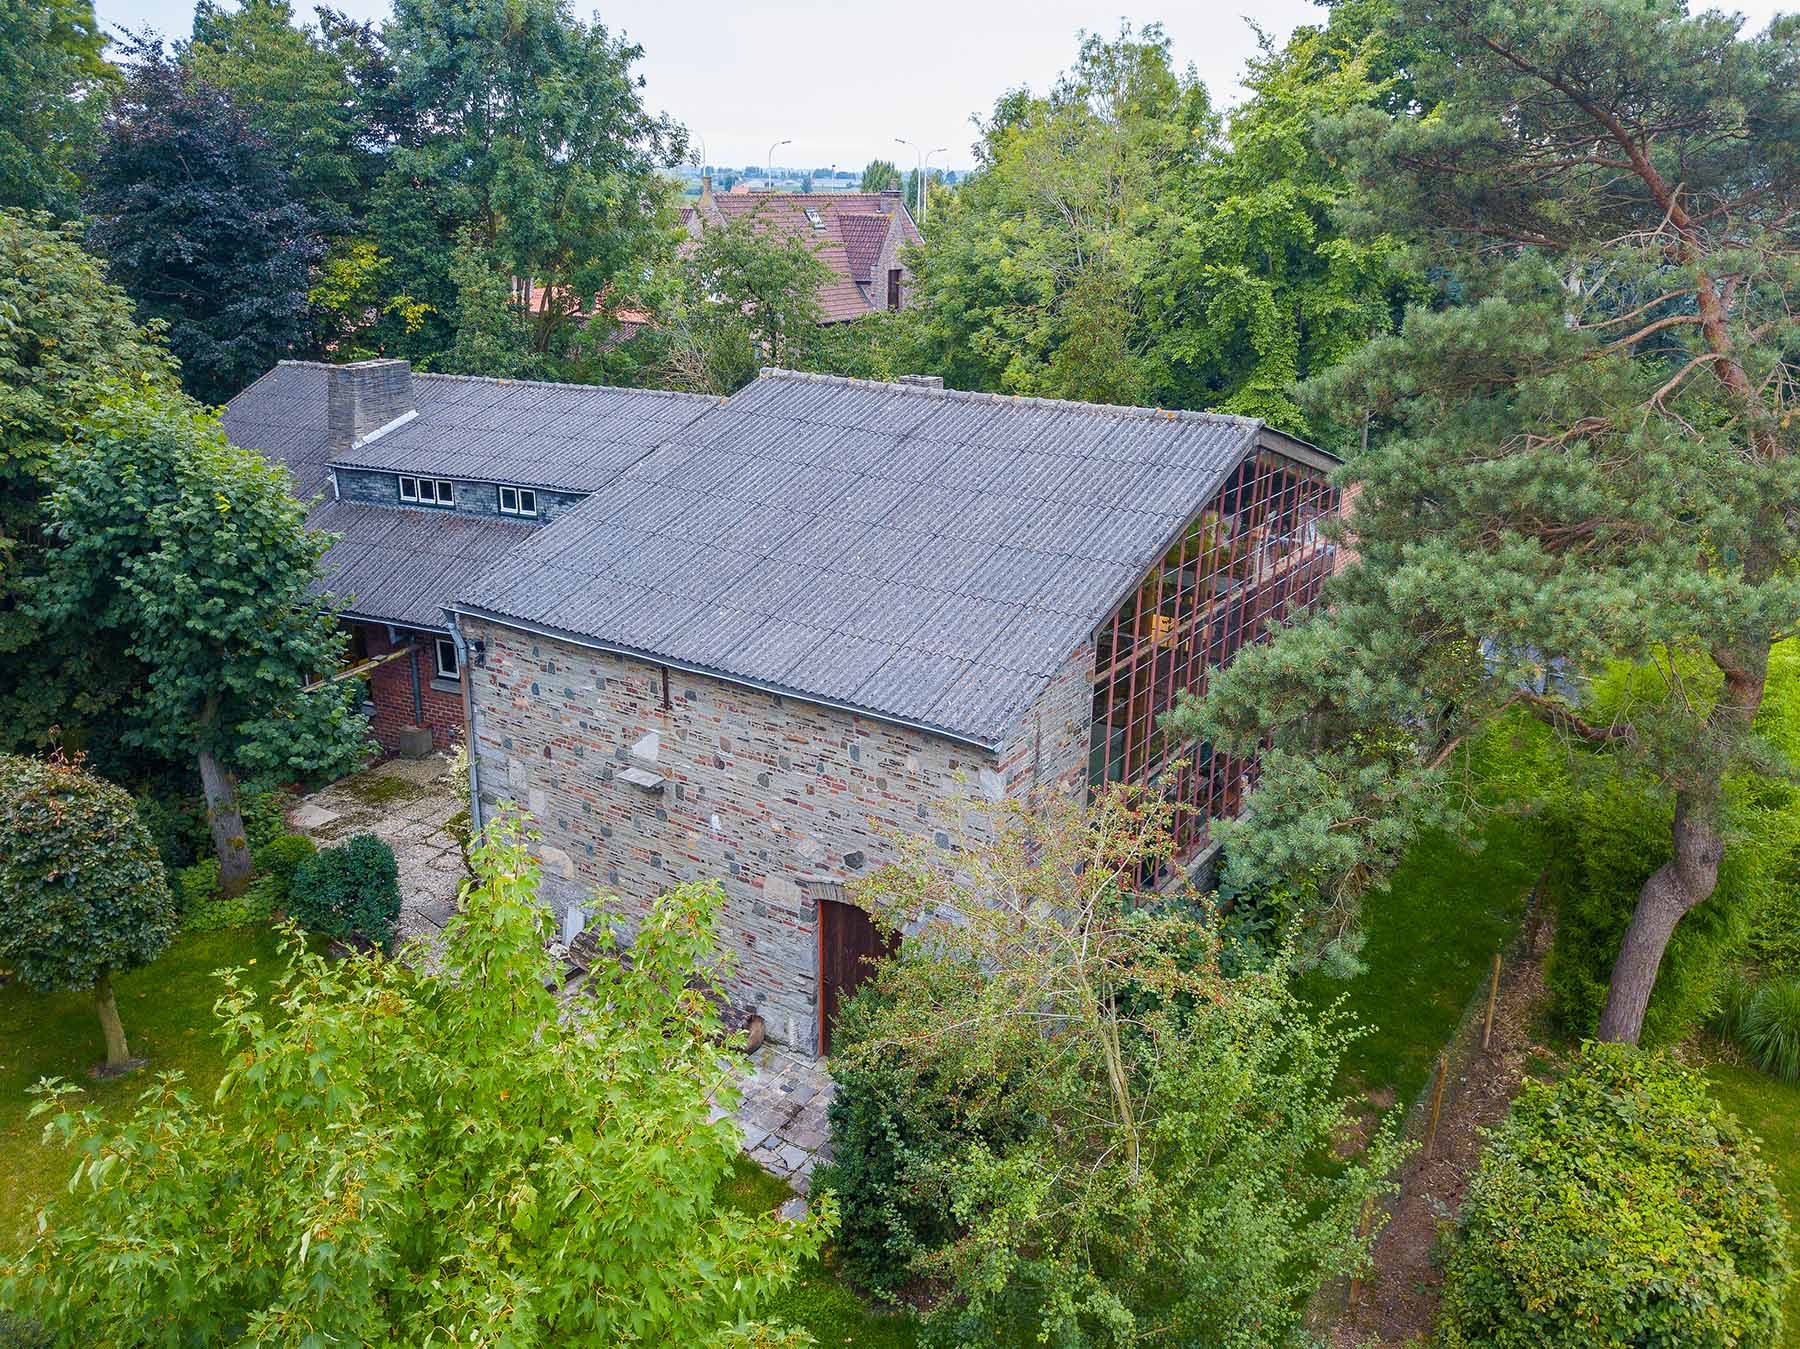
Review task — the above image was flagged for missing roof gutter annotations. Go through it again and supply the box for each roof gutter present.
[444,611,483,835]
[444,602,1004,755]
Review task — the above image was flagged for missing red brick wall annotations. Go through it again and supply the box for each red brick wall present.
[356,622,465,754]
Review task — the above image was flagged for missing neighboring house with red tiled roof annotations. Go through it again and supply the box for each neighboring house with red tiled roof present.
[689,183,922,323]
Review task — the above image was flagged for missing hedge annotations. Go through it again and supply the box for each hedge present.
[1438,1042,1791,1348]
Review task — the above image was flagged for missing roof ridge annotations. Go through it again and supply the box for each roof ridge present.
[272,360,721,405]
[753,367,1264,429]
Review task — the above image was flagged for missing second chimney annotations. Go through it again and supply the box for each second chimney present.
[328,359,414,453]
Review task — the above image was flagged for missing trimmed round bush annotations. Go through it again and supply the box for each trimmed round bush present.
[1740,977,1800,1084]
[252,833,316,896]
[1438,1042,1791,1348]
[289,833,401,952]
[0,754,178,1068]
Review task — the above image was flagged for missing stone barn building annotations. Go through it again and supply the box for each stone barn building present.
[446,370,1342,1054]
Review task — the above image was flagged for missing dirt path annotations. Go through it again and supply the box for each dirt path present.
[1334,909,1557,1346]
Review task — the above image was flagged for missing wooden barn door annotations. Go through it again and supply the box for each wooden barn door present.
[817,892,897,1056]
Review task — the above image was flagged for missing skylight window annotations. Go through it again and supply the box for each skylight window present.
[804,208,824,231]
[498,485,538,517]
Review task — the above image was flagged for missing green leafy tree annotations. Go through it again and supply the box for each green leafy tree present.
[440,229,544,378]
[859,158,900,192]
[86,35,318,404]
[371,0,684,363]
[0,0,116,218]
[0,753,177,1071]
[644,208,830,393]
[1145,17,1417,428]
[1173,0,1800,1044]
[0,813,833,1341]
[39,388,367,897]
[186,0,377,231]
[0,209,178,758]
[843,785,1399,1345]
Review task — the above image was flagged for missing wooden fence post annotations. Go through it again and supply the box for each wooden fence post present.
[1425,1051,1449,1159]
[1348,1194,1375,1307]
[1482,951,1502,1052]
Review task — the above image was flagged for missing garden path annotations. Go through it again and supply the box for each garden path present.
[286,754,468,949]
[724,1044,835,1198]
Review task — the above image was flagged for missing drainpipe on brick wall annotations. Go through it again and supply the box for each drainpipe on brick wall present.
[408,644,424,724]
[445,611,482,833]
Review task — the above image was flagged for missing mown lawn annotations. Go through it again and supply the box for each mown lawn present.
[720,1156,919,1348]
[1295,814,1542,1111]
[0,926,289,1253]
[1703,1057,1800,1347]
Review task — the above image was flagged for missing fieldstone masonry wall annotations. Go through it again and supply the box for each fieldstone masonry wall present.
[463,618,1089,1054]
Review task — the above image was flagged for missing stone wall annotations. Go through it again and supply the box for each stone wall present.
[461,617,1026,1054]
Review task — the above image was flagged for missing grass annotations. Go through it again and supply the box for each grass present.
[0,926,289,1253]
[1296,814,1542,1111]
[722,1156,919,1348]
[1703,1055,1800,1347]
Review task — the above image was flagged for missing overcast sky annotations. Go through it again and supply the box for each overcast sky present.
[93,0,1794,174]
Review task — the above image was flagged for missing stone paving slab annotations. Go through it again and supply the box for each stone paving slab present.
[729,1044,836,1194]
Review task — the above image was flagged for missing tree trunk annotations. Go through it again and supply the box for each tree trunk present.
[199,745,252,899]
[1597,648,1765,1044]
[94,968,129,1068]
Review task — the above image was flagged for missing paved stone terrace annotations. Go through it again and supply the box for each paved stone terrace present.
[286,753,469,947]
[728,1044,835,1194]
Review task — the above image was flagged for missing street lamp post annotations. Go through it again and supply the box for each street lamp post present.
[767,139,791,189]
[922,146,948,222]
[895,136,923,219]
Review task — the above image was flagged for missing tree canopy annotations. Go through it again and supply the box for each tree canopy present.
[1,814,833,1341]
[0,0,115,219]
[87,35,318,405]
[39,388,367,893]
[1174,0,1800,1044]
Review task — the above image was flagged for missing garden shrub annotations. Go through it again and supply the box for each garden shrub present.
[175,858,221,911]
[289,833,402,951]
[814,967,1039,1296]
[182,877,280,933]
[1545,776,1755,1047]
[1438,1042,1791,1349]
[252,833,316,896]
[1739,977,1800,1084]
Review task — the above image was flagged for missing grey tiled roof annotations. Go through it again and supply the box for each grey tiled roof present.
[220,362,718,631]
[311,501,536,630]
[458,370,1270,747]
[221,361,718,494]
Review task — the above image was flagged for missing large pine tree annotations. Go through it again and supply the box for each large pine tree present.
[1176,0,1800,1043]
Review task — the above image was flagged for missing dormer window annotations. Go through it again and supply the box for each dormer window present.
[399,476,455,508]
[498,485,538,517]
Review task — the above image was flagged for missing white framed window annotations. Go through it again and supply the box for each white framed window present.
[400,476,455,507]
[434,637,460,681]
[498,485,539,517]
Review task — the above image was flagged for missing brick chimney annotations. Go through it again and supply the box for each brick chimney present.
[328,359,414,453]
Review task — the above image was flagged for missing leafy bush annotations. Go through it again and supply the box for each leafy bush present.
[1739,977,1800,1084]
[174,858,221,912]
[182,877,280,934]
[1438,1042,1791,1348]
[134,782,292,875]
[289,833,401,951]
[252,833,316,895]
[1545,777,1755,1046]
[0,812,833,1341]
